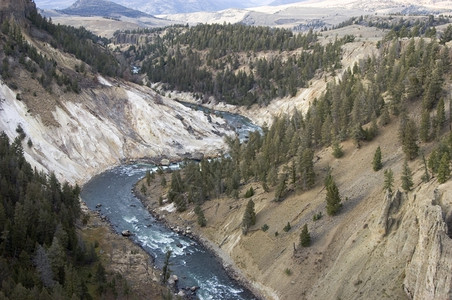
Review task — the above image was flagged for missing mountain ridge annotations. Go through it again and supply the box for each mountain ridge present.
[59,0,151,18]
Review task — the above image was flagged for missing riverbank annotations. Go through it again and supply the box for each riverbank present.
[133,173,265,300]
[79,201,169,299]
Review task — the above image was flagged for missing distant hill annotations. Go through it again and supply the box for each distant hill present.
[59,0,151,18]
[35,0,272,14]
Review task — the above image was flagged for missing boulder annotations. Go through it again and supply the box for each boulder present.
[121,230,132,237]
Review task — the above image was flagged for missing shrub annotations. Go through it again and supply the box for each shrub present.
[244,186,254,198]
[283,222,291,232]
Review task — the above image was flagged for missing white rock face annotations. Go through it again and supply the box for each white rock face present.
[0,79,232,184]
[403,183,452,300]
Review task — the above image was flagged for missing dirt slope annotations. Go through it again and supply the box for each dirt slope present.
[138,117,452,300]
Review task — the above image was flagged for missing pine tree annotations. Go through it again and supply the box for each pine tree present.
[332,140,344,158]
[437,153,451,184]
[283,222,291,232]
[274,173,288,202]
[401,160,414,192]
[161,250,172,284]
[299,224,311,247]
[242,199,256,234]
[383,169,394,193]
[299,148,315,190]
[325,177,342,216]
[372,146,383,171]
[421,153,430,182]
[379,105,390,126]
[400,118,419,160]
[437,98,446,129]
[194,205,206,227]
[420,109,431,142]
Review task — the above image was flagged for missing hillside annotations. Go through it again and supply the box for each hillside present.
[0,2,234,185]
[132,15,452,300]
[2,1,452,300]
[59,0,151,18]
[137,119,452,299]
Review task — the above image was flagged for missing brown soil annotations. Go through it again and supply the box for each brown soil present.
[134,103,451,300]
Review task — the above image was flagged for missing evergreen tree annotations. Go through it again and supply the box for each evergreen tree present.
[332,140,344,158]
[373,146,383,171]
[421,153,430,182]
[325,177,342,216]
[283,222,291,232]
[420,109,431,142]
[383,169,394,193]
[194,205,206,227]
[436,97,446,132]
[161,250,172,284]
[400,118,419,160]
[299,148,315,190]
[379,105,390,126]
[437,153,451,184]
[242,199,256,234]
[299,224,311,247]
[274,173,288,202]
[401,160,414,192]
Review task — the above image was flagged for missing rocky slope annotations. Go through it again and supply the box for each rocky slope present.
[0,76,233,185]
[138,119,452,300]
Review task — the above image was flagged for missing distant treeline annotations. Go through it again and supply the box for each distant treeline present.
[165,35,452,212]
[117,24,354,106]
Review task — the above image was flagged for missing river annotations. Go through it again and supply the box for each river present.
[81,108,260,299]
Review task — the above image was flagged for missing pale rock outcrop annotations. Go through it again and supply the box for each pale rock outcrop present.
[0,78,233,184]
[403,182,452,300]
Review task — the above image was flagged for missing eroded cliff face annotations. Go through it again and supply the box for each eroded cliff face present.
[403,183,452,300]
[0,77,232,184]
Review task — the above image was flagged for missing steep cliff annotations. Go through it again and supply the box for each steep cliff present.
[0,77,232,184]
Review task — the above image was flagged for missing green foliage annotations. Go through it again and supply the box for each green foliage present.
[135,24,350,106]
[161,250,172,284]
[242,199,256,234]
[421,153,431,182]
[284,268,292,276]
[383,169,394,193]
[27,10,121,77]
[313,212,323,221]
[261,224,269,232]
[373,146,383,171]
[274,173,288,202]
[299,224,311,247]
[437,153,451,184]
[332,141,344,158]
[0,131,126,299]
[440,24,452,44]
[194,205,206,227]
[244,187,255,198]
[401,160,414,192]
[283,222,291,232]
[399,117,419,160]
[420,109,431,142]
[325,176,342,216]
